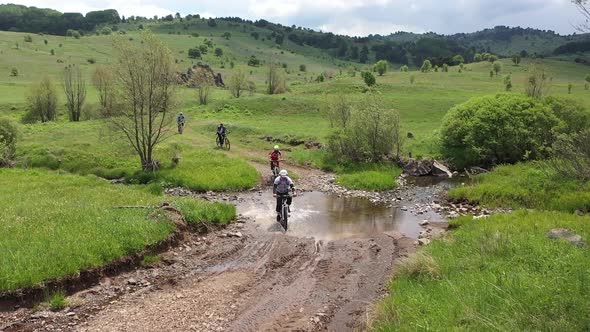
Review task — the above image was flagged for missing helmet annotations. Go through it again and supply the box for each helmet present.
[220,123,224,126]
[274,145,279,151]
[179,112,183,115]
[279,169,288,177]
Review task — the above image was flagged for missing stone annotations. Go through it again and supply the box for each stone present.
[227,232,243,238]
[418,238,431,246]
[127,278,138,285]
[419,220,429,226]
[432,160,453,178]
[546,228,585,247]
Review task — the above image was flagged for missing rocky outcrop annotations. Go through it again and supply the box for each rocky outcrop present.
[177,63,224,87]
[401,158,453,177]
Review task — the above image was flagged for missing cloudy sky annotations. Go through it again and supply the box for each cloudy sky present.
[2,0,585,36]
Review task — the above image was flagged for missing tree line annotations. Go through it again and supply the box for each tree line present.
[0,4,120,35]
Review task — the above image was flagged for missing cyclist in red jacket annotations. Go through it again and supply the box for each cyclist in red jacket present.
[269,145,282,174]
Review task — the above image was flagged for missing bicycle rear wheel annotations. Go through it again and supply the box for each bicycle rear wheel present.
[224,137,231,150]
[216,136,222,148]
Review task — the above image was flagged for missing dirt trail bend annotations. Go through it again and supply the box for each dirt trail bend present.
[72,219,413,332]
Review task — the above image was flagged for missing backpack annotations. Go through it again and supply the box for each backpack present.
[276,177,290,194]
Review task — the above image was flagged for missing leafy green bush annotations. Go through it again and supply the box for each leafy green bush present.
[361,71,376,87]
[0,118,17,165]
[441,94,589,168]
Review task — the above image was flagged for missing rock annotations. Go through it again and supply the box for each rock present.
[419,220,429,226]
[227,232,243,238]
[127,278,138,285]
[432,160,453,178]
[546,228,585,247]
[418,238,431,246]
[401,158,432,176]
[66,312,76,317]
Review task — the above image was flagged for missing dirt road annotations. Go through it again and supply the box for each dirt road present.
[2,164,435,332]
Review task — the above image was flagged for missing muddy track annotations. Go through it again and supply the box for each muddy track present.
[1,217,414,332]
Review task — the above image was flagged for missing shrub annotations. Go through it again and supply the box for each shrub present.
[48,291,68,311]
[66,29,81,39]
[188,48,201,58]
[0,118,17,166]
[361,71,376,87]
[214,47,223,57]
[420,59,432,72]
[50,49,55,55]
[9,68,18,77]
[23,35,32,42]
[299,64,306,72]
[410,74,415,84]
[247,56,260,67]
[493,62,502,76]
[441,94,589,168]
[87,58,96,64]
[525,63,550,99]
[100,27,112,35]
[374,60,388,76]
[25,76,58,123]
[400,65,408,72]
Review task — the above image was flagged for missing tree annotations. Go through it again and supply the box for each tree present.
[573,0,590,31]
[199,45,208,54]
[490,70,494,79]
[452,55,464,65]
[50,49,55,55]
[326,95,352,128]
[420,59,432,72]
[62,64,86,122]
[267,58,286,94]
[23,35,32,42]
[222,32,231,40]
[525,63,550,99]
[26,76,58,123]
[442,63,449,72]
[299,64,306,72]
[374,60,388,76]
[488,54,498,62]
[361,71,376,87]
[248,56,260,67]
[188,48,201,59]
[410,74,415,84]
[359,45,369,63]
[493,62,502,76]
[214,47,223,57]
[44,39,48,45]
[569,83,573,94]
[92,65,116,116]
[474,53,483,62]
[228,68,248,98]
[400,65,408,72]
[503,74,512,91]
[100,27,112,35]
[207,18,217,27]
[10,68,18,77]
[512,54,521,66]
[110,33,177,171]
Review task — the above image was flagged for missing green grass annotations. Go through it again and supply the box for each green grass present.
[171,197,236,225]
[374,210,590,331]
[449,163,590,212]
[0,168,175,291]
[336,164,403,191]
[47,291,68,311]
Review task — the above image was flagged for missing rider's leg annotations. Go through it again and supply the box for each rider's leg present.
[275,196,282,213]
[286,196,292,212]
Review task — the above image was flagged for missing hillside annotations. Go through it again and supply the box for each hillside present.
[3,4,590,70]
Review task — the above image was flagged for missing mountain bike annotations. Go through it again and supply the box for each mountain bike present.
[216,133,230,150]
[276,193,291,231]
[271,160,280,177]
[177,122,185,134]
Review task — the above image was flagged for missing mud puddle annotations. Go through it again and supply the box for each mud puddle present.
[238,190,443,240]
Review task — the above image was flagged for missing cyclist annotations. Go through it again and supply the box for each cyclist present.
[269,145,282,173]
[217,123,227,146]
[177,112,186,134]
[273,169,296,221]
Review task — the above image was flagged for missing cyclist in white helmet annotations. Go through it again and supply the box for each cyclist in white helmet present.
[273,169,296,221]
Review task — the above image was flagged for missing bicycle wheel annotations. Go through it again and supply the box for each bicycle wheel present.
[281,204,288,231]
[216,136,222,148]
[224,137,231,150]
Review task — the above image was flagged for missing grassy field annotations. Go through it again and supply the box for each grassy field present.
[374,210,590,331]
[0,168,237,291]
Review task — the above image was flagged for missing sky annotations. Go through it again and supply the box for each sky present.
[2,0,585,36]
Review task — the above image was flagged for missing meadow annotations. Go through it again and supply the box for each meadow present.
[2,26,590,330]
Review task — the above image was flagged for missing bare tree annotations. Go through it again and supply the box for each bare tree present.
[326,95,351,128]
[92,65,116,116]
[267,58,286,94]
[573,0,590,31]
[63,64,86,122]
[111,32,177,171]
[525,63,551,99]
[228,68,248,98]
